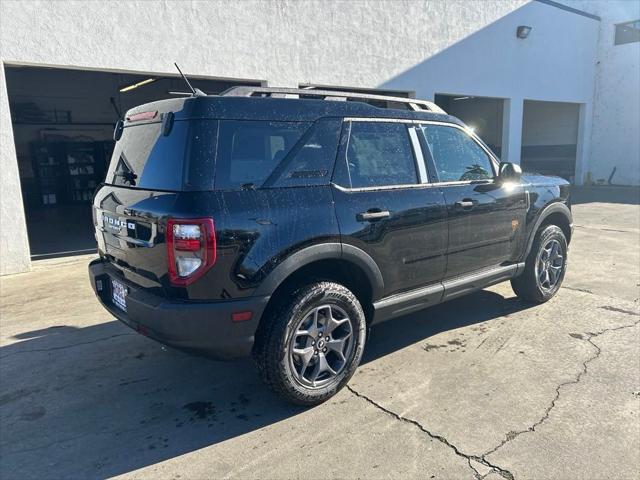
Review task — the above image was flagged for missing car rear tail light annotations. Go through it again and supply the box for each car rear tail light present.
[166,218,216,286]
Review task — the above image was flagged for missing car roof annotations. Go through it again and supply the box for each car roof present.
[124,95,464,127]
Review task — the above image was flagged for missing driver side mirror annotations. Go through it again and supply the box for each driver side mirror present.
[498,162,522,182]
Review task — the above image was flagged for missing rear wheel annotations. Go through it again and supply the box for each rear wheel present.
[511,224,567,303]
[253,282,366,406]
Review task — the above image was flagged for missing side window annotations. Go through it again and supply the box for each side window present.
[345,122,418,188]
[215,120,310,189]
[264,118,342,188]
[420,125,494,182]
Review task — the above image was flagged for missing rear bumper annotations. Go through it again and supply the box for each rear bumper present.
[88,259,269,360]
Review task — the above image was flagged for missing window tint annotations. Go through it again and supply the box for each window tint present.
[420,125,494,182]
[345,122,417,188]
[184,119,218,190]
[215,120,311,189]
[106,119,219,192]
[107,121,189,191]
[264,118,342,188]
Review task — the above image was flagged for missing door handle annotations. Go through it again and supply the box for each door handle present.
[357,210,390,222]
[455,199,475,209]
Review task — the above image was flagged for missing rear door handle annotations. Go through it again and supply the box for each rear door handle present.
[455,199,475,209]
[357,210,390,222]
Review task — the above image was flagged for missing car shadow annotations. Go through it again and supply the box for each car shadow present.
[570,186,640,205]
[0,289,533,479]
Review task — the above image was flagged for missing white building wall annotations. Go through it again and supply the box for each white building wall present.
[565,0,640,185]
[0,66,31,275]
[0,0,601,274]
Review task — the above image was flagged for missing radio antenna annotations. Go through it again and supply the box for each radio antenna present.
[174,63,206,97]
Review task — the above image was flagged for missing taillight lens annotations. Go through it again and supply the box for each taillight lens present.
[166,218,216,286]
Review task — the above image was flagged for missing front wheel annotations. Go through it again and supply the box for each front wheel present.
[511,224,568,303]
[253,282,366,406]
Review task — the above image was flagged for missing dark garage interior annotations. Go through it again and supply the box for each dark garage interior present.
[5,65,262,259]
[521,100,580,182]
[434,94,504,158]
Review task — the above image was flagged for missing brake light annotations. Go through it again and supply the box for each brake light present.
[166,218,216,286]
[126,110,158,122]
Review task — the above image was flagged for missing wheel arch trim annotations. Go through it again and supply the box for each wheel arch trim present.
[253,243,384,300]
[523,202,572,260]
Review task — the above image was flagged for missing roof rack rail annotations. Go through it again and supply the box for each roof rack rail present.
[220,86,446,114]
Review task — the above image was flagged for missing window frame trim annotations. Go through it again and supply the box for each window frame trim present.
[408,126,429,183]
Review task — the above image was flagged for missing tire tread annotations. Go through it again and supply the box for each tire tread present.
[253,282,366,406]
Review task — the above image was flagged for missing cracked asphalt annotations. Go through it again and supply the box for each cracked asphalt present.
[1,189,639,479]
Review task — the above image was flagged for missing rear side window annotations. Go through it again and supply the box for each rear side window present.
[215,121,311,189]
[263,118,342,188]
[343,122,417,188]
[420,125,494,182]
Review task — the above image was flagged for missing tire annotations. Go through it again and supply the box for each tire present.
[511,224,568,303]
[253,282,366,406]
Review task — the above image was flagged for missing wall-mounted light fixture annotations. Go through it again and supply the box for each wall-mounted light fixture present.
[119,78,156,93]
[516,26,532,39]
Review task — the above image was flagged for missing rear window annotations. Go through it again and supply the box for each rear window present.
[105,120,218,191]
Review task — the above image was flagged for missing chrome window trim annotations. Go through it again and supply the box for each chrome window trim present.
[408,127,428,184]
[343,117,415,124]
[332,182,440,193]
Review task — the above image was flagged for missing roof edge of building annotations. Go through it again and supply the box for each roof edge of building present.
[534,0,601,22]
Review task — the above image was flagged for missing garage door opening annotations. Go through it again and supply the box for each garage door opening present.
[5,64,262,259]
[521,100,580,182]
[434,94,504,158]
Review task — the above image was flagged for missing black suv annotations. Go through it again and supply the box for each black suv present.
[89,87,572,405]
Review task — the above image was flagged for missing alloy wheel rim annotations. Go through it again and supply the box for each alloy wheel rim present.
[288,304,354,389]
[535,238,564,292]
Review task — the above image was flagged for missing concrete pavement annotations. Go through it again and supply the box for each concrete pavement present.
[1,195,638,479]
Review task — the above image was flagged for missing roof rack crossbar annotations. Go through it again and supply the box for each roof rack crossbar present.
[220,86,445,113]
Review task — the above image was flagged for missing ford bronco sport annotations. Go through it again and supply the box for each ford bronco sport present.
[89,86,572,405]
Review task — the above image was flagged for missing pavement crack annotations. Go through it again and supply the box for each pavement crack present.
[483,318,640,459]
[573,224,636,234]
[0,333,135,360]
[599,305,639,316]
[346,385,515,480]
[561,286,594,295]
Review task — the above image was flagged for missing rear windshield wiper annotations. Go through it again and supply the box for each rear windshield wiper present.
[114,170,137,186]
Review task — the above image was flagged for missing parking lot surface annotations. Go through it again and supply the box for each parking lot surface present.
[1,189,639,480]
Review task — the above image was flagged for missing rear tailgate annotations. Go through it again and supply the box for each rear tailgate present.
[93,185,177,290]
[95,98,217,291]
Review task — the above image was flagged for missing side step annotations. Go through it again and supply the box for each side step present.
[372,263,524,324]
